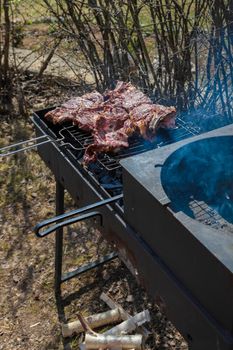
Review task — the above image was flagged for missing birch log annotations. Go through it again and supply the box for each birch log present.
[100,293,130,321]
[85,334,142,349]
[100,293,150,338]
[103,310,150,336]
[62,308,122,337]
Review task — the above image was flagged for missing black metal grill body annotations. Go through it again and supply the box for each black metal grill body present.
[121,124,233,344]
[32,109,233,350]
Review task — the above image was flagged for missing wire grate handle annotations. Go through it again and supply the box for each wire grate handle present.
[0,136,53,157]
[0,125,85,158]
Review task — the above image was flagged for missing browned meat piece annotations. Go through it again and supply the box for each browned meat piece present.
[44,91,104,129]
[122,89,151,110]
[84,129,129,164]
[104,81,131,100]
[72,106,103,131]
[130,103,176,139]
[158,108,177,129]
[83,106,129,163]
[104,81,151,111]
[83,103,176,163]
[94,106,128,133]
[44,81,176,164]
[45,107,75,124]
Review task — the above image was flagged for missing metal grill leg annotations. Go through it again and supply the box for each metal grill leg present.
[61,252,117,283]
[55,180,64,295]
[54,180,117,293]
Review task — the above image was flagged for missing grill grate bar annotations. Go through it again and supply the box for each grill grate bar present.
[97,118,199,171]
[189,200,233,232]
[65,128,94,148]
[46,117,200,172]
[38,110,233,233]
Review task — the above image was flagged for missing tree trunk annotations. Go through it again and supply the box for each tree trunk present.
[0,0,12,114]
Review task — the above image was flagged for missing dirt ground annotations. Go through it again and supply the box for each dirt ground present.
[0,73,189,350]
[10,21,94,84]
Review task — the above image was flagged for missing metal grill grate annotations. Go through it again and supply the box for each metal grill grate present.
[65,128,94,147]
[189,200,233,233]
[40,112,233,232]
[56,117,200,171]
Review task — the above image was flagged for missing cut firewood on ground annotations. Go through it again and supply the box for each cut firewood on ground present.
[77,310,149,349]
[85,333,142,349]
[62,308,123,338]
[103,310,150,336]
[100,293,151,339]
[62,308,150,339]
[77,312,144,350]
[61,294,151,349]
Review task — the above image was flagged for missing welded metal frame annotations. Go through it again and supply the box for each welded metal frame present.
[45,180,118,294]
[121,124,233,345]
[32,110,233,350]
[55,180,64,293]
[32,107,200,174]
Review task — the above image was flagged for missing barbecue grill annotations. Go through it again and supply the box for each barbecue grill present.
[24,108,233,350]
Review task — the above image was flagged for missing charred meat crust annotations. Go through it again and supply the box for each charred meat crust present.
[44,81,176,163]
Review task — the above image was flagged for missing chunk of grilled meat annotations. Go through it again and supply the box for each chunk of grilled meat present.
[45,91,104,131]
[104,81,151,111]
[129,103,177,140]
[44,81,177,164]
[83,104,176,163]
